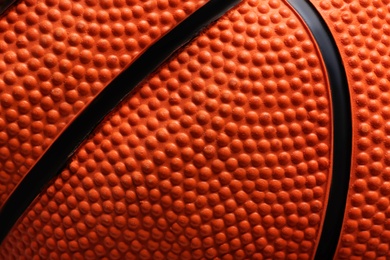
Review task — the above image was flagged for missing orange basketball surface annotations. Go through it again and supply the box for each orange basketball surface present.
[0,0,208,206]
[0,0,387,259]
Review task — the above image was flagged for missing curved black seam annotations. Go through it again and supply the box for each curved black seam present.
[0,0,19,16]
[287,1,352,259]
[0,0,242,244]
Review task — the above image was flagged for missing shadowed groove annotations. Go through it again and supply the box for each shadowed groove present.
[0,0,242,244]
[0,0,18,16]
[287,0,352,259]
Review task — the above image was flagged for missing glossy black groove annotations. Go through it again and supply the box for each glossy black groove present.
[0,0,242,244]
[0,0,18,16]
[287,1,352,259]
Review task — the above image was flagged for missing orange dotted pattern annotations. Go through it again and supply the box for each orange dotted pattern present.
[310,0,390,259]
[0,0,333,259]
[0,0,207,206]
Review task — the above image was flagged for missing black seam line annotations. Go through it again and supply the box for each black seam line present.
[287,1,352,259]
[0,0,242,244]
[0,0,19,16]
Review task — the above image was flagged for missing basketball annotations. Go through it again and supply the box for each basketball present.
[0,0,386,259]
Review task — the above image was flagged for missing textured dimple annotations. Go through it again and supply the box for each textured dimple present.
[0,0,332,259]
[310,0,390,259]
[0,0,207,206]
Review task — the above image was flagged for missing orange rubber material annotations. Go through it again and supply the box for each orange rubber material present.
[0,0,333,259]
[309,1,390,259]
[0,0,207,207]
